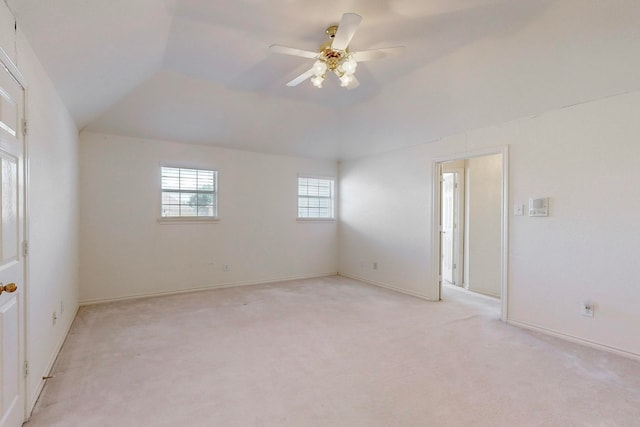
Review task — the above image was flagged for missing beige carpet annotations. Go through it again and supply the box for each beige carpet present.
[26,276,640,426]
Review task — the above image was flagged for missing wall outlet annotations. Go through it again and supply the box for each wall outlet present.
[373,262,378,270]
[223,264,229,272]
[513,204,524,216]
[581,300,594,317]
[52,311,58,326]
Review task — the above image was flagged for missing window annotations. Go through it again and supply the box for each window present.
[298,176,335,219]
[161,167,217,218]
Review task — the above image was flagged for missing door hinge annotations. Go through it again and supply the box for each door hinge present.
[22,119,27,136]
[23,240,28,257]
[24,360,29,377]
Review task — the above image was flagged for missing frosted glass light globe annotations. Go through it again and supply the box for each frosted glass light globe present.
[340,74,353,87]
[342,58,357,75]
[312,60,327,76]
[311,75,324,88]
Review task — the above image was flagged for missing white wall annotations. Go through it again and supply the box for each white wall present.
[2,1,80,412]
[339,89,640,357]
[465,154,502,297]
[79,132,337,303]
[339,145,437,299]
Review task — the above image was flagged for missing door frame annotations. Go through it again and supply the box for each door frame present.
[0,47,30,422]
[432,146,509,321]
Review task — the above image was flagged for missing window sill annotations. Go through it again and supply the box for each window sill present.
[158,217,220,224]
[296,218,336,222]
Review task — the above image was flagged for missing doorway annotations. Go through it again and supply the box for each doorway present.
[434,148,508,321]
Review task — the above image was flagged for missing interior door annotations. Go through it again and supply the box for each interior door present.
[441,173,455,284]
[0,62,25,427]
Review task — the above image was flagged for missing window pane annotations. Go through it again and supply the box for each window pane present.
[198,195,214,207]
[181,205,198,216]
[197,206,213,216]
[179,192,194,205]
[180,169,198,190]
[198,170,215,185]
[161,167,181,190]
[162,205,180,217]
[162,191,180,205]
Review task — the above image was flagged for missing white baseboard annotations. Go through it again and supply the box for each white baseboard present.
[27,303,80,416]
[79,272,339,306]
[508,318,640,361]
[338,273,437,301]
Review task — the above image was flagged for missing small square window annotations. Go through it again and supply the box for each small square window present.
[161,167,217,218]
[298,176,335,219]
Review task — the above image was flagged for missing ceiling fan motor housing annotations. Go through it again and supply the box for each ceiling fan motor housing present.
[321,47,346,71]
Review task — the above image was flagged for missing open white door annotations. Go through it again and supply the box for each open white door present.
[441,165,465,287]
[441,173,455,284]
[0,62,25,427]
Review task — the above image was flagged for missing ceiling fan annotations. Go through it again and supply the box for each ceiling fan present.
[270,13,405,89]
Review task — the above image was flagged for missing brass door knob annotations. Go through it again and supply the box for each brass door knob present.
[0,283,17,295]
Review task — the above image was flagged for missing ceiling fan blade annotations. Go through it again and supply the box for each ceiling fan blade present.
[353,47,406,62]
[331,13,362,51]
[347,75,360,90]
[270,45,318,59]
[286,68,315,87]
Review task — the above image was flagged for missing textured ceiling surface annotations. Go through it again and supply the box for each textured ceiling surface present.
[7,0,640,159]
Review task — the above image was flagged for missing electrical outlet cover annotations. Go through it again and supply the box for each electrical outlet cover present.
[581,301,594,317]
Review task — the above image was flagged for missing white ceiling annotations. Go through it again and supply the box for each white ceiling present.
[7,0,640,160]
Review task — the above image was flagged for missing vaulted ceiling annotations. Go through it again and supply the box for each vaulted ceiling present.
[7,0,640,160]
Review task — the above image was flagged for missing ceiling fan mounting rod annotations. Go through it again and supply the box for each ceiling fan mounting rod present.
[326,25,339,38]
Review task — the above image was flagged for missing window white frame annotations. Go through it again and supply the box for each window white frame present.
[160,166,218,221]
[297,175,335,220]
